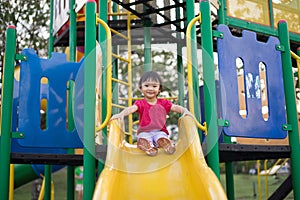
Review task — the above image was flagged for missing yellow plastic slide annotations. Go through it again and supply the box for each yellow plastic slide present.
[93,116,227,199]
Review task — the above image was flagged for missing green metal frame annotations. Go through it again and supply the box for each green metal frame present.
[99,0,108,143]
[98,0,107,177]
[278,21,300,200]
[44,165,52,200]
[143,5,152,71]
[200,0,220,179]
[48,0,54,55]
[0,26,16,200]
[175,1,184,107]
[67,0,77,199]
[84,1,97,200]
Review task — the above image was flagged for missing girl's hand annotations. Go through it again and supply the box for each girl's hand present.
[110,105,137,121]
[110,113,124,121]
[181,108,194,118]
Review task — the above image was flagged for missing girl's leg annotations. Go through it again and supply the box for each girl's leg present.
[153,132,176,154]
[137,132,158,156]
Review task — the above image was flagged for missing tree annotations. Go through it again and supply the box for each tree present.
[0,0,50,70]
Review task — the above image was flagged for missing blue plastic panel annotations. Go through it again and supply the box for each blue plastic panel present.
[217,25,287,139]
[18,49,84,148]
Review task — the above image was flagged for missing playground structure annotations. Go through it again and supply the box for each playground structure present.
[0,0,300,200]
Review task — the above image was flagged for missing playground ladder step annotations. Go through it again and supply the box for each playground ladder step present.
[10,145,107,166]
[10,144,290,165]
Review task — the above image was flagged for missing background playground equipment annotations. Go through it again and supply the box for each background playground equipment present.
[10,49,84,189]
[1,0,300,200]
[256,158,290,199]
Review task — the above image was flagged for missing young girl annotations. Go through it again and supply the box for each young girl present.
[110,71,193,156]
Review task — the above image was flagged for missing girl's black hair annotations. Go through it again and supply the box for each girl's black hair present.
[138,71,163,91]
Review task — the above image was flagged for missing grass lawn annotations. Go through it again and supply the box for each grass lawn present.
[220,173,294,200]
[14,168,69,200]
[14,168,294,199]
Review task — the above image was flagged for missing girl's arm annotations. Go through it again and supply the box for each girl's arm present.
[110,105,138,120]
[170,104,193,117]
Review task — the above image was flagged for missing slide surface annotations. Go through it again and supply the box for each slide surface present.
[93,116,227,199]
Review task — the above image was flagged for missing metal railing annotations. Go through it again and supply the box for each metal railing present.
[186,15,207,134]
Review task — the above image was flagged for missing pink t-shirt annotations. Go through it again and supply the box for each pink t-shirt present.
[134,98,172,135]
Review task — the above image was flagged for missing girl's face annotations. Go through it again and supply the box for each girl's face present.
[140,80,160,100]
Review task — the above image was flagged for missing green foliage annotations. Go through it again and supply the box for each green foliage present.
[0,0,50,69]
